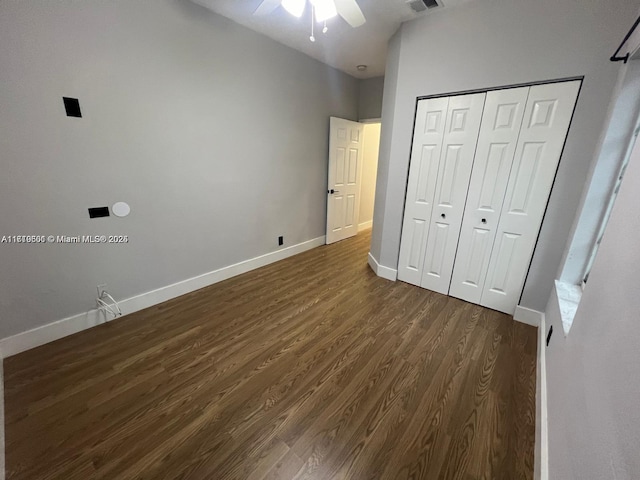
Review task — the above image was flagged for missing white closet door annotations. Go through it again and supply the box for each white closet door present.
[449,87,529,304]
[481,80,581,314]
[420,92,486,294]
[397,97,449,286]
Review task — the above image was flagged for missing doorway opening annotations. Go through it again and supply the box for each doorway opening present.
[358,121,381,233]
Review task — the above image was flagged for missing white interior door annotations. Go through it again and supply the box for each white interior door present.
[481,80,581,313]
[449,87,529,304]
[326,117,364,244]
[397,97,449,285]
[420,92,486,294]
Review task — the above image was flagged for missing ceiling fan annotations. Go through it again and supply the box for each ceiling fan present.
[253,0,366,28]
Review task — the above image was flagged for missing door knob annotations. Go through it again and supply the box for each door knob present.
[441,213,446,219]
[328,189,340,194]
[481,218,487,224]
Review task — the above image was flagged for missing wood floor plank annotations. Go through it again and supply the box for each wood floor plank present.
[3,231,537,479]
[377,305,489,480]
[261,450,305,480]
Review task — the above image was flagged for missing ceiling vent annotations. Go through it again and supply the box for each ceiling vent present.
[407,0,439,13]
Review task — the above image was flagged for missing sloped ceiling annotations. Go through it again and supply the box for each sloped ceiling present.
[190,0,472,78]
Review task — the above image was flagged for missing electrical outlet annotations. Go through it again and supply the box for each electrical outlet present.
[546,325,553,347]
[278,236,284,246]
[97,284,108,298]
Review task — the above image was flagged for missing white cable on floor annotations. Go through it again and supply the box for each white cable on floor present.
[96,290,122,318]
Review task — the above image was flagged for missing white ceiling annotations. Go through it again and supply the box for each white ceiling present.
[190,0,470,79]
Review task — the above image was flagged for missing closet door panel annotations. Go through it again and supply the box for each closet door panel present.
[420,92,486,294]
[397,97,449,286]
[481,80,581,314]
[487,231,523,295]
[449,87,529,304]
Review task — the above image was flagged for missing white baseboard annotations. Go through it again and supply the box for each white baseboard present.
[367,252,378,275]
[0,236,326,358]
[534,313,548,480]
[358,220,373,232]
[367,252,397,281]
[514,305,544,327]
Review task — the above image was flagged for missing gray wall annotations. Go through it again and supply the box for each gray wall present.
[371,30,401,265]
[0,0,359,339]
[544,101,640,479]
[358,76,384,120]
[370,0,639,311]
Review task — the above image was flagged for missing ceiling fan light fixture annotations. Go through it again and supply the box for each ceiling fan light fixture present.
[310,0,337,22]
[282,0,305,18]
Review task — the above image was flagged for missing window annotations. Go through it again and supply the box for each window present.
[556,60,640,334]
[582,127,639,285]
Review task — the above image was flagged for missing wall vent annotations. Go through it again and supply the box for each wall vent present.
[407,0,439,13]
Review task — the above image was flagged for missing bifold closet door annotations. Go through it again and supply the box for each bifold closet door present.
[420,93,486,293]
[449,87,529,304]
[398,80,579,314]
[481,80,581,313]
[397,93,486,291]
[397,97,449,285]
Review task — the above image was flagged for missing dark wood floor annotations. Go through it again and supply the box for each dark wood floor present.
[3,231,537,480]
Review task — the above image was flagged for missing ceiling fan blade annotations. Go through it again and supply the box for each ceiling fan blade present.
[253,0,281,16]
[334,0,366,27]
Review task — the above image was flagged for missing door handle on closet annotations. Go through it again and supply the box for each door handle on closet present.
[481,218,487,224]
[441,213,446,219]
[328,189,340,194]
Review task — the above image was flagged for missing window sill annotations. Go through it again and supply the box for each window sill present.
[554,280,582,335]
